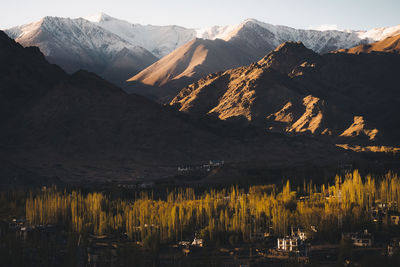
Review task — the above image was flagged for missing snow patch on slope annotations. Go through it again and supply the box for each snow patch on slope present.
[85,13,239,58]
[357,24,400,41]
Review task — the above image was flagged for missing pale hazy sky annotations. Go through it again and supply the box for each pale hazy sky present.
[1,0,399,30]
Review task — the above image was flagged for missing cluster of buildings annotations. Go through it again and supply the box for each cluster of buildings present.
[343,229,373,247]
[8,218,25,230]
[275,228,310,257]
[117,181,155,189]
[8,218,60,241]
[177,234,204,249]
[177,160,224,174]
[177,234,204,255]
[371,202,400,225]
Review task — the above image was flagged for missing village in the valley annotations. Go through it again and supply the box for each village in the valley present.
[3,178,400,267]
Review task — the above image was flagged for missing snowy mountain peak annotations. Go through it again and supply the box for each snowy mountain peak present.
[241,18,269,26]
[4,15,158,87]
[84,12,114,23]
[357,24,400,41]
[5,14,400,95]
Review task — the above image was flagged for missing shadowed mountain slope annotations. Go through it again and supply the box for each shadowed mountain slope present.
[126,38,254,102]
[0,31,347,183]
[8,15,400,103]
[171,41,400,144]
[5,17,157,87]
[127,20,400,102]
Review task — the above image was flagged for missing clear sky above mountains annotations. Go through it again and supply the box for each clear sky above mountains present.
[1,0,399,30]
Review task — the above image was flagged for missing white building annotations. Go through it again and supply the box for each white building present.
[209,160,224,167]
[277,233,310,256]
[277,237,300,252]
[191,237,203,247]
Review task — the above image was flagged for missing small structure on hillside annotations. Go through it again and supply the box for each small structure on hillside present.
[177,164,209,174]
[343,229,373,247]
[177,160,224,175]
[209,160,224,167]
[338,162,353,175]
[177,165,196,172]
[138,182,154,189]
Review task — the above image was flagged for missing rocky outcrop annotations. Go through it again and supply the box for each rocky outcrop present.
[171,41,400,144]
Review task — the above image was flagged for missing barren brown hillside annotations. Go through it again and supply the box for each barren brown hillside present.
[126,38,253,102]
[171,41,400,144]
[337,34,400,54]
[1,31,349,183]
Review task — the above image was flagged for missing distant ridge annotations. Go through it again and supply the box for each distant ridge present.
[127,19,400,102]
[337,34,400,54]
[170,41,400,144]
[126,38,254,101]
[5,16,158,87]
[0,30,347,182]
[6,13,400,100]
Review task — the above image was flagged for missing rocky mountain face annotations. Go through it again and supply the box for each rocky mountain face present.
[0,30,220,160]
[1,30,346,183]
[5,16,158,87]
[128,19,400,102]
[84,13,199,59]
[126,38,256,102]
[171,41,400,145]
[7,14,399,101]
[0,29,65,128]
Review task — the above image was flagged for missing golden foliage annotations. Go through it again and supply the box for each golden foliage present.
[25,171,400,242]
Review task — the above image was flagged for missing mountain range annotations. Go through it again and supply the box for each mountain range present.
[5,13,400,100]
[5,16,158,87]
[1,30,347,184]
[338,33,400,54]
[2,13,400,184]
[128,19,400,101]
[170,39,400,145]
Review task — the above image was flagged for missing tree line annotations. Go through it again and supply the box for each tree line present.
[24,170,400,244]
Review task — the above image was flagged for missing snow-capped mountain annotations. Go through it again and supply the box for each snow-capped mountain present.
[223,19,363,54]
[84,12,241,58]
[5,13,400,93]
[85,13,400,57]
[5,16,158,86]
[85,13,197,58]
[357,24,400,41]
[221,19,400,54]
[126,18,400,102]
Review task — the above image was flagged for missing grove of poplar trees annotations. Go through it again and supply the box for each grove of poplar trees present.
[24,170,400,243]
